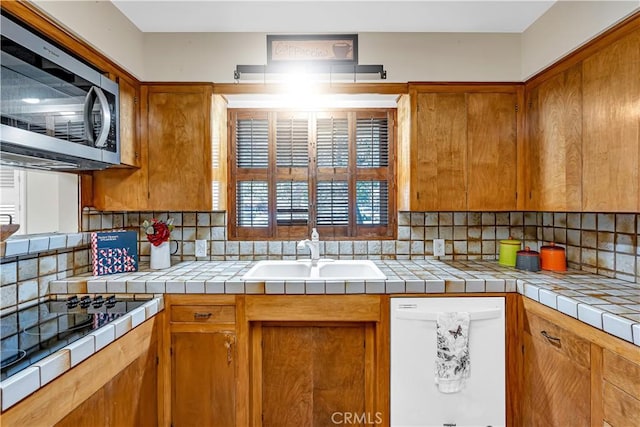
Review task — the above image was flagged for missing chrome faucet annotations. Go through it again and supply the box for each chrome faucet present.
[297,228,320,265]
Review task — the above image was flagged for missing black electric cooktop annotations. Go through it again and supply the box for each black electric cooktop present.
[1,296,147,381]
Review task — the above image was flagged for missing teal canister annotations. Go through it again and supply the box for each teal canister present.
[498,237,522,267]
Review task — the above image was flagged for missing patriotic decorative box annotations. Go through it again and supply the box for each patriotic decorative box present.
[91,231,138,276]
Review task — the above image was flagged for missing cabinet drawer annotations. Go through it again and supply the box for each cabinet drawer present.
[603,349,640,400]
[524,311,590,369]
[171,305,235,323]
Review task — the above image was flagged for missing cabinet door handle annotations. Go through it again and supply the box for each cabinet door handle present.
[224,334,235,365]
[541,330,561,344]
[193,312,212,320]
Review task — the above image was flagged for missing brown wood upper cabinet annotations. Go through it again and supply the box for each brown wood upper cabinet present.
[398,85,520,212]
[525,26,640,213]
[117,76,141,168]
[582,29,640,213]
[525,64,583,212]
[92,83,213,211]
[142,84,212,211]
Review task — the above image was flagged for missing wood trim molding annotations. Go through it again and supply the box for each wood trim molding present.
[1,316,159,426]
[525,10,640,89]
[245,295,382,322]
[213,82,408,95]
[409,82,523,93]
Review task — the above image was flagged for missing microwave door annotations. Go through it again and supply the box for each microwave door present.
[1,40,94,146]
[83,86,111,148]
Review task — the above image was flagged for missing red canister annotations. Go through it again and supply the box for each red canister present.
[540,242,567,271]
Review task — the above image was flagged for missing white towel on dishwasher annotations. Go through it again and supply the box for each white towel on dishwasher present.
[435,311,471,393]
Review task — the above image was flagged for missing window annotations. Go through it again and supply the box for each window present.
[0,167,78,235]
[228,109,396,240]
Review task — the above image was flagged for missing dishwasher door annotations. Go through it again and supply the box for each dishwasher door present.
[390,297,505,427]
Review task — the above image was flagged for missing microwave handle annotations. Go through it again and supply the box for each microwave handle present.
[83,86,112,148]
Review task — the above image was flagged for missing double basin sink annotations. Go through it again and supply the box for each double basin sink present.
[242,259,386,281]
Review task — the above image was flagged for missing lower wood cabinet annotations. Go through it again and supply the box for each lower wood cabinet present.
[259,323,370,426]
[165,295,238,427]
[171,331,236,427]
[521,298,640,427]
[602,350,640,426]
[521,307,591,426]
[245,295,388,427]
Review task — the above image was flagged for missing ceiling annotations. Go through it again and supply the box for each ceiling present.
[111,0,557,33]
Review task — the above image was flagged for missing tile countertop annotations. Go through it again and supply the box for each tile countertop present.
[0,296,164,411]
[48,260,640,346]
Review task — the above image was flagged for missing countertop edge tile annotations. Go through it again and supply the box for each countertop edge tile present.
[0,366,40,411]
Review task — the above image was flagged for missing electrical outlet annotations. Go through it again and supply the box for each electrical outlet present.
[195,240,208,257]
[433,239,445,257]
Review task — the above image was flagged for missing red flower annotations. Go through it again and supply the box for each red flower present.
[142,218,174,247]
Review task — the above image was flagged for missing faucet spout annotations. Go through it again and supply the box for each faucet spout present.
[297,238,320,265]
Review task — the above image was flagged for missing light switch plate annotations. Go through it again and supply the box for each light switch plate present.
[433,239,445,257]
[195,240,208,257]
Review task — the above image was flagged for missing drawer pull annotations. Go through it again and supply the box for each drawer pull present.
[541,330,561,344]
[193,312,212,320]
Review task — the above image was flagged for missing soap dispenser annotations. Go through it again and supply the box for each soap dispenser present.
[311,227,319,241]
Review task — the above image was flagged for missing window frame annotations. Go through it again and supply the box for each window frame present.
[228,108,396,241]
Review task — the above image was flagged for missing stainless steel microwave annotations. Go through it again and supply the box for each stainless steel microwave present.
[0,14,120,171]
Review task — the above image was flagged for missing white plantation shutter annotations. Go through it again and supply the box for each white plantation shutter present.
[0,168,21,226]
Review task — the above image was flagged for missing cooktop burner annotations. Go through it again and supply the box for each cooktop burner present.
[0,296,148,381]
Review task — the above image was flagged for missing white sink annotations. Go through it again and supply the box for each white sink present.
[241,260,312,280]
[242,259,386,281]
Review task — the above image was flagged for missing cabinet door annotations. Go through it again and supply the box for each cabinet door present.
[413,92,467,210]
[467,92,517,210]
[582,30,640,212]
[92,76,148,211]
[144,85,212,211]
[602,350,640,426]
[172,332,236,427]
[527,64,583,211]
[118,76,140,167]
[522,312,591,426]
[260,324,368,427]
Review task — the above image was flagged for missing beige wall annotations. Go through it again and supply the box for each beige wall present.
[32,0,145,79]
[28,1,640,83]
[521,0,640,79]
[25,171,78,234]
[142,31,521,82]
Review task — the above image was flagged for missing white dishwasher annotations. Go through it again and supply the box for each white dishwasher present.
[390,297,505,427]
